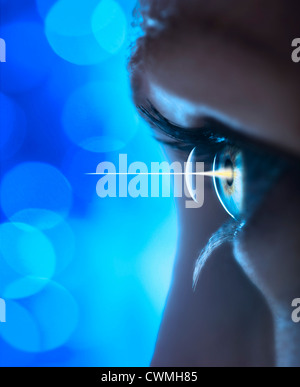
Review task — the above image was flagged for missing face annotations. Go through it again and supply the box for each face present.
[130,0,300,366]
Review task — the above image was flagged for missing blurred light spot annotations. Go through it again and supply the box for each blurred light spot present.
[0,252,21,299]
[0,251,50,302]
[62,148,107,201]
[81,136,126,153]
[0,162,73,220]
[0,281,78,352]
[35,0,57,19]
[11,210,75,275]
[0,93,26,160]
[0,300,41,352]
[92,0,127,54]
[4,277,49,301]
[45,0,110,65]
[1,22,54,93]
[0,223,56,279]
[10,209,63,230]
[62,82,139,152]
[138,216,177,313]
[27,281,79,352]
[43,217,75,275]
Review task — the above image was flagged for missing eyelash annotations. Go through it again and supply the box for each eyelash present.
[139,102,299,164]
[139,103,289,221]
[138,104,300,288]
[138,104,230,164]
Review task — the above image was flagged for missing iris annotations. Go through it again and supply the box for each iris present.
[213,147,244,220]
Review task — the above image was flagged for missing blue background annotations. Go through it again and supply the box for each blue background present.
[0,0,177,366]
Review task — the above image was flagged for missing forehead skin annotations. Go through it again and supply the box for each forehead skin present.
[130,0,300,156]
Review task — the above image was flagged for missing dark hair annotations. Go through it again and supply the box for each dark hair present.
[129,0,300,72]
[128,0,300,109]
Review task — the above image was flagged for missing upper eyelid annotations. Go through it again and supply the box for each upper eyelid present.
[138,102,300,166]
[138,104,228,150]
[140,106,226,163]
[139,102,247,146]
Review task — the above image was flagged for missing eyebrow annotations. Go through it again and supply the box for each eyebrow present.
[138,102,300,165]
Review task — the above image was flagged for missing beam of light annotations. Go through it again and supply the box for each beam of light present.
[86,168,235,180]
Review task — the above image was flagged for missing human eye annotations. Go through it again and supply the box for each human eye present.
[188,142,286,222]
[138,102,297,223]
[138,102,300,289]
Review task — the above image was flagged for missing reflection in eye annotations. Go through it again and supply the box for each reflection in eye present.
[139,103,285,221]
[186,144,285,223]
[187,146,244,220]
[138,104,292,286]
[188,143,287,288]
[213,147,244,220]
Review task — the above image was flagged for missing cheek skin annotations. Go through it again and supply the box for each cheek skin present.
[153,184,274,366]
[234,172,300,314]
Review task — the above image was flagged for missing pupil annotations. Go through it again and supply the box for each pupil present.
[225,158,234,186]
